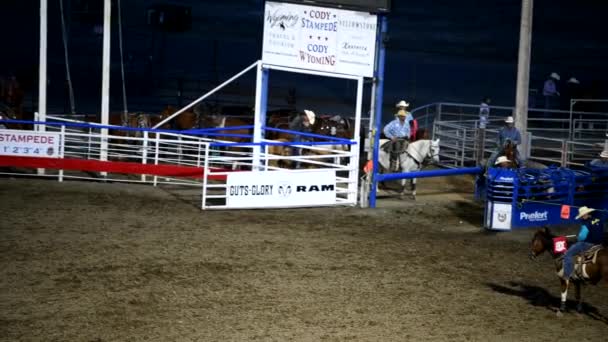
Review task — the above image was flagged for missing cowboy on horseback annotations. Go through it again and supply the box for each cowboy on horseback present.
[488,115,523,168]
[383,101,413,171]
[589,148,608,168]
[562,206,605,280]
[494,155,514,169]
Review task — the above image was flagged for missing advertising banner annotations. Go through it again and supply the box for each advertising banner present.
[226,170,336,208]
[262,1,377,77]
[491,202,512,230]
[0,129,61,158]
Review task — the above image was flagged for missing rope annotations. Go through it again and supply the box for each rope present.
[59,0,76,114]
[117,0,128,116]
[519,198,608,213]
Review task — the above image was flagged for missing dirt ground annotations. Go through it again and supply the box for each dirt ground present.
[1,176,607,341]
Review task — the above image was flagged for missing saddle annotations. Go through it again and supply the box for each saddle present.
[557,245,604,281]
[381,139,409,153]
[576,245,604,264]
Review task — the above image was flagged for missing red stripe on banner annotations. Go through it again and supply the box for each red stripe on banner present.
[0,156,229,180]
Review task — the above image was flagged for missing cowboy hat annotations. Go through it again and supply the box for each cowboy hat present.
[303,109,316,125]
[600,150,608,158]
[550,72,560,81]
[567,77,580,84]
[576,206,596,219]
[396,100,410,108]
[505,116,514,123]
[495,156,512,165]
[396,109,408,117]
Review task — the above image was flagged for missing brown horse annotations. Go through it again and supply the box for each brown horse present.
[530,227,608,316]
[161,104,254,169]
[266,138,293,169]
[0,103,23,129]
[266,108,297,140]
[0,76,24,110]
[502,139,518,167]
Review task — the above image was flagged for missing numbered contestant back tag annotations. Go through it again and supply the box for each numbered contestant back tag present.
[553,236,568,254]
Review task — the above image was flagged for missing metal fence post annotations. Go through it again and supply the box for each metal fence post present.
[461,127,467,167]
[437,103,442,122]
[560,139,568,167]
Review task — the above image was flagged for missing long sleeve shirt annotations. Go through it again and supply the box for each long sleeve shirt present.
[543,79,559,97]
[383,117,412,139]
[578,215,605,244]
[479,102,490,116]
[498,127,521,147]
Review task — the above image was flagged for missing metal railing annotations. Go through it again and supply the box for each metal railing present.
[412,101,608,143]
[1,116,360,210]
[430,118,603,168]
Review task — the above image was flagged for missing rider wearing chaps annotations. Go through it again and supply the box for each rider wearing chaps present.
[383,107,413,171]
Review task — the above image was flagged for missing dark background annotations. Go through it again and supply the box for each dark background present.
[2,0,607,119]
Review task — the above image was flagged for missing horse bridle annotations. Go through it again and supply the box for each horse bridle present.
[423,143,440,165]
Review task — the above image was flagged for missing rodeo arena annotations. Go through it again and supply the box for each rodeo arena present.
[1,1,608,341]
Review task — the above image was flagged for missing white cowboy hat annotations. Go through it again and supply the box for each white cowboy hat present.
[576,206,596,219]
[396,100,410,108]
[600,150,608,158]
[550,72,560,81]
[396,109,408,117]
[495,156,512,165]
[567,77,580,84]
[505,116,514,123]
[303,109,316,125]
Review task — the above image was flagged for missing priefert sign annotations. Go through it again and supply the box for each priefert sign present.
[520,211,548,222]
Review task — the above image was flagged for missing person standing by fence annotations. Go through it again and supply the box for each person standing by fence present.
[479,97,491,129]
[543,72,560,116]
[476,97,491,165]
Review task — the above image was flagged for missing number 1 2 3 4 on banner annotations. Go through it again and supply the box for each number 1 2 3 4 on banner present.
[0,129,61,158]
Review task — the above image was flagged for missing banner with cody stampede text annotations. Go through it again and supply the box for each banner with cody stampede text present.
[262,1,377,77]
[0,129,61,158]
[225,170,336,208]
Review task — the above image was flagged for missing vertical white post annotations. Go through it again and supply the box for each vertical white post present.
[38,0,47,130]
[348,77,364,204]
[515,0,533,159]
[367,80,376,161]
[37,0,47,176]
[141,132,148,182]
[58,125,65,182]
[153,134,159,186]
[252,61,263,170]
[100,0,111,168]
[201,144,210,210]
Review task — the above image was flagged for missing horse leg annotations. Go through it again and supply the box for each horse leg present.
[557,279,569,316]
[411,178,417,200]
[575,281,584,313]
[399,178,407,199]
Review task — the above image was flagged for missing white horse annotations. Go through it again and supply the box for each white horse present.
[378,139,440,199]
